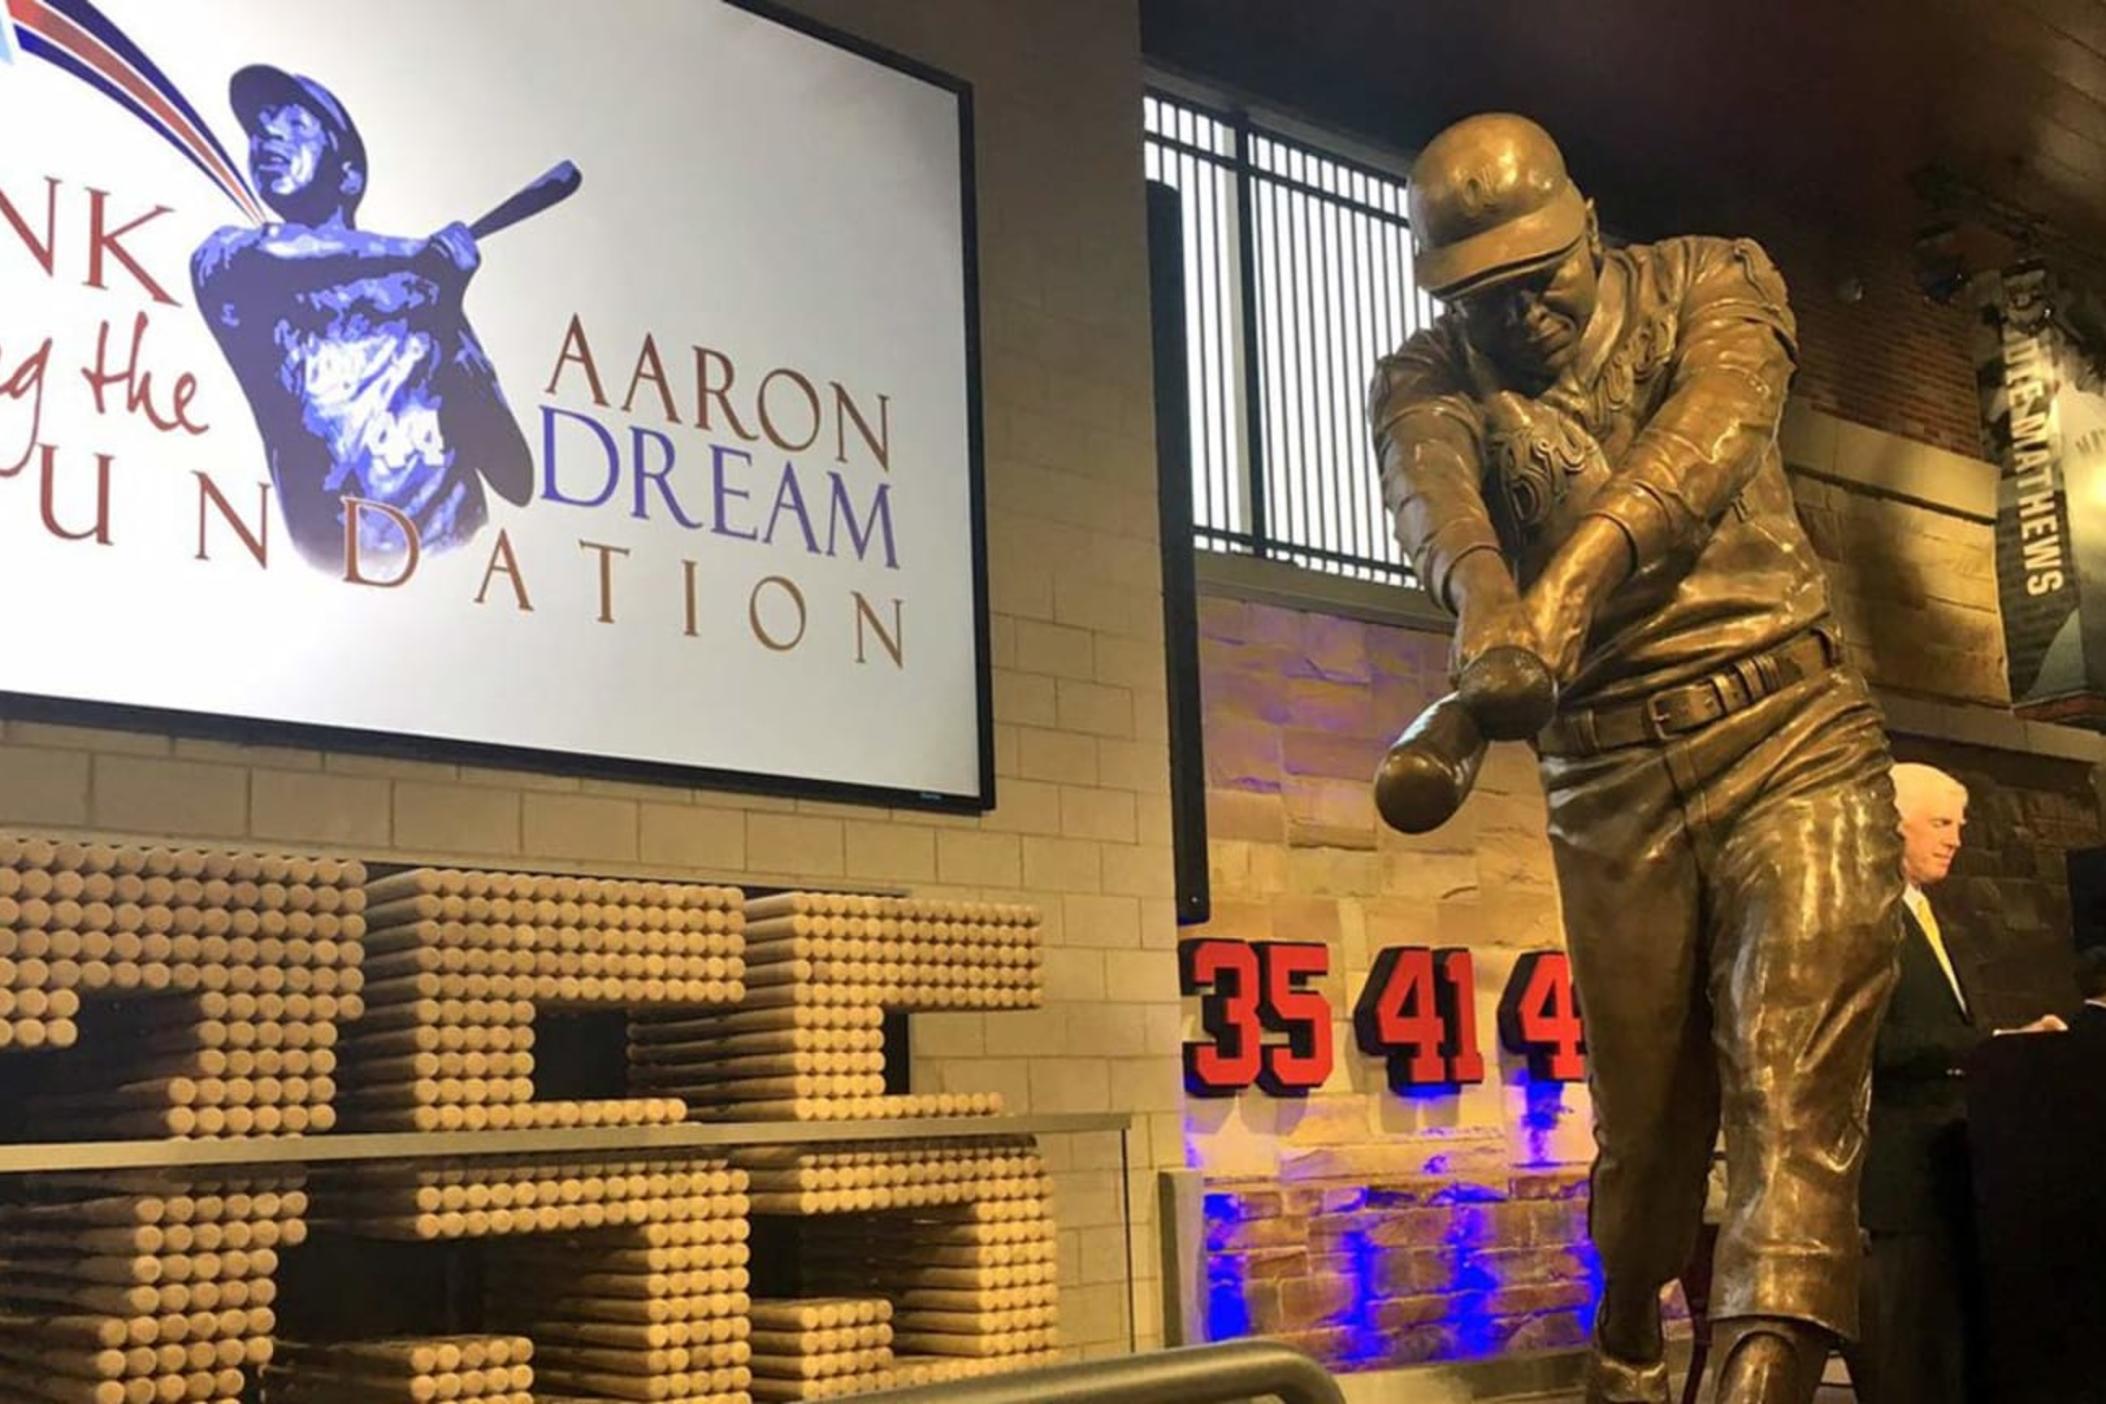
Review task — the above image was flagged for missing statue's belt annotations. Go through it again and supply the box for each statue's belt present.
[1540,624,1841,757]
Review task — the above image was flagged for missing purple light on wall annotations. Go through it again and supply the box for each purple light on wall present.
[1520,1080,1568,1168]
[1203,1191,1248,1333]
[1199,1170,1604,1370]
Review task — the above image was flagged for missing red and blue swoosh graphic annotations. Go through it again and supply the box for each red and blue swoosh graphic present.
[2,0,264,223]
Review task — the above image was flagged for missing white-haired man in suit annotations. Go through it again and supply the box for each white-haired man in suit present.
[1846,761,2065,1402]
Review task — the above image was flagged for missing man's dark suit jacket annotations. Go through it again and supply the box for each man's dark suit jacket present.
[1861,899,1982,1235]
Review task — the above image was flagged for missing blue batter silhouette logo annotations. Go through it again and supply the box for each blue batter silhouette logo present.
[193,66,577,567]
[4,0,578,569]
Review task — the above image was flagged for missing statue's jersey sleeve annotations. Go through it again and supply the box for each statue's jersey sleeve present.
[1570,236,1829,705]
[1367,324,1500,612]
[1367,237,1830,708]
[1583,236,1798,574]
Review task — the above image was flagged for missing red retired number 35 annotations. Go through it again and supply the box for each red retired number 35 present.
[1177,939,1586,1097]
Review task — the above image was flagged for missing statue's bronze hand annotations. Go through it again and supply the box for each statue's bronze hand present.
[1447,605,1553,742]
[1456,644,1557,740]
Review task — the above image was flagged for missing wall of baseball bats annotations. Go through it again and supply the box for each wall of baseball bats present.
[0,834,1057,1404]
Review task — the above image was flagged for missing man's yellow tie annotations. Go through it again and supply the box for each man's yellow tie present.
[1905,886,1968,1017]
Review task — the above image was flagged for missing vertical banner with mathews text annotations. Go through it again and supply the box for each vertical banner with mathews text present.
[1972,261,2106,725]
[0,0,990,806]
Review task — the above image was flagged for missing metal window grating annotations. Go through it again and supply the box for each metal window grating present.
[1144,91,1440,584]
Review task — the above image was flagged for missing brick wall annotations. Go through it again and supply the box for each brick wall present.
[0,0,1173,1364]
[1770,231,1985,461]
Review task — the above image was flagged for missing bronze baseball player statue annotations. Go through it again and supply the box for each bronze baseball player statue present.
[1369,114,1904,1404]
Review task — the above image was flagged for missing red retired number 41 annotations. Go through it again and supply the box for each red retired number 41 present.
[1177,940,1587,1097]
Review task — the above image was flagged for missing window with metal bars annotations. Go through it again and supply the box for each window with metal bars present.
[1143,90,1441,585]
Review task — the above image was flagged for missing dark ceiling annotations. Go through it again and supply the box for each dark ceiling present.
[1142,0,2106,261]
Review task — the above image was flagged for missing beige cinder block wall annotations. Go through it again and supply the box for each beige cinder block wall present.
[0,0,1176,1364]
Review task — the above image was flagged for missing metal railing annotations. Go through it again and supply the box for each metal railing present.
[852,1341,1344,1404]
[1144,90,1438,585]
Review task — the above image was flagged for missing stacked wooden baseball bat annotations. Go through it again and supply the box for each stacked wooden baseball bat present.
[737,1139,1059,1384]
[2,837,367,1138]
[318,1155,741,1245]
[0,1171,307,1404]
[735,1140,1051,1219]
[342,869,745,1131]
[263,1334,532,1403]
[478,1156,753,1404]
[633,893,1041,1122]
[745,1297,894,1401]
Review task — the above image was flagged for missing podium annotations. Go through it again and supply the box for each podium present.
[1966,1025,2106,1402]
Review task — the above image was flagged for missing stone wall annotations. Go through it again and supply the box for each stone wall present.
[1185,594,1596,1370]
[1759,218,2010,706]
[1205,1167,1596,1370]
[0,0,1173,1364]
[1786,471,2007,707]
[1189,595,1586,1168]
